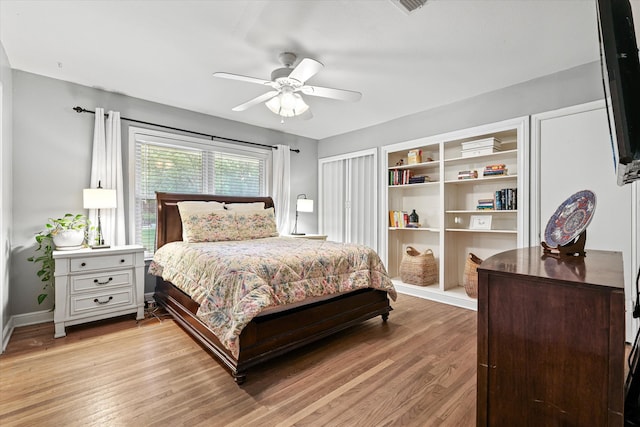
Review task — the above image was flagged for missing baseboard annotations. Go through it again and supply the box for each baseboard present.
[2,316,14,353]
[12,309,54,327]
[2,309,54,353]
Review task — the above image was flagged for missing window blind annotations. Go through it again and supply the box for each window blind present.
[132,129,268,255]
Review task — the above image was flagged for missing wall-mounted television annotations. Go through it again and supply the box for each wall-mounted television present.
[597,0,640,186]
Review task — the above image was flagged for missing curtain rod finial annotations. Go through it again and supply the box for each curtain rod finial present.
[73,106,84,113]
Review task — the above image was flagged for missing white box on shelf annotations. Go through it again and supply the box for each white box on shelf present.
[462,146,502,157]
[461,137,502,151]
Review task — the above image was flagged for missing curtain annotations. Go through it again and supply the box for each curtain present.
[272,144,291,234]
[90,109,126,246]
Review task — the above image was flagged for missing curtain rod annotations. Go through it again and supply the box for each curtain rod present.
[72,106,300,153]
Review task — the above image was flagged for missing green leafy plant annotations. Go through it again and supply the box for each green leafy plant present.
[27,214,90,305]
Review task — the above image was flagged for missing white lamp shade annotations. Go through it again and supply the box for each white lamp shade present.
[296,198,314,213]
[265,90,309,118]
[83,188,117,209]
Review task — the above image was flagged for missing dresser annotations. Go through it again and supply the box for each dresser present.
[476,247,625,426]
[53,245,145,338]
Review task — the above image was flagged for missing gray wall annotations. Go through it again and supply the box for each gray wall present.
[1,41,13,339]
[11,70,318,316]
[318,62,604,158]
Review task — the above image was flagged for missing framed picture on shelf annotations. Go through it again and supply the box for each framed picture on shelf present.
[470,215,492,230]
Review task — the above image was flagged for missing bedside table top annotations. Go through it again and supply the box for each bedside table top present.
[282,234,328,240]
[52,244,144,258]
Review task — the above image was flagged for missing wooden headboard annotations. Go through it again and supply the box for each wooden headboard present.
[155,192,275,250]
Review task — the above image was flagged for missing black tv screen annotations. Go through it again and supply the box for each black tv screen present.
[597,0,640,185]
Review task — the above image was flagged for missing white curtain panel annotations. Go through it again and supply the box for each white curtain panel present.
[272,144,291,234]
[90,110,126,246]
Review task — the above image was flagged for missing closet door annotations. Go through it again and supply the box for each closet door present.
[531,100,638,342]
[319,149,377,248]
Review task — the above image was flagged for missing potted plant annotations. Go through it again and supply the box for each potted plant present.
[27,213,90,305]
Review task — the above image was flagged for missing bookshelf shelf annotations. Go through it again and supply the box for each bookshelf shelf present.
[382,117,528,310]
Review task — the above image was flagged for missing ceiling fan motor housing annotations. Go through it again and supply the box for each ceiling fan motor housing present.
[271,68,303,88]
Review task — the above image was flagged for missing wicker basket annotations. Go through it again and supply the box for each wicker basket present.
[463,253,483,298]
[400,247,438,286]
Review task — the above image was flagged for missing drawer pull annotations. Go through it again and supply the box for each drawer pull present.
[93,277,113,285]
[93,296,113,305]
[120,259,125,263]
[81,262,87,267]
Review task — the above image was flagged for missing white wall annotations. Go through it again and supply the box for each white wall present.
[318,62,603,159]
[10,70,318,316]
[0,41,13,350]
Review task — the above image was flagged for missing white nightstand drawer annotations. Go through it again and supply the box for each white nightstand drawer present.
[71,270,132,293]
[70,289,133,315]
[70,253,133,272]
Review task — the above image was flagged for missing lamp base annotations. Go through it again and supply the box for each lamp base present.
[90,244,111,249]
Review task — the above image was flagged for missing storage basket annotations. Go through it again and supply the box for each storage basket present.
[400,247,438,286]
[463,253,483,298]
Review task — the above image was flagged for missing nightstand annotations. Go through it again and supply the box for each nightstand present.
[284,234,328,240]
[53,245,145,338]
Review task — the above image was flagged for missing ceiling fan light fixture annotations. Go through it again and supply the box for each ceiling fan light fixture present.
[265,89,309,118]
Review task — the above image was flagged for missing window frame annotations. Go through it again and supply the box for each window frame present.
[127,127,272,256]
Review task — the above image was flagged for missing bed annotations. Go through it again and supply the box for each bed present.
[150,192,396,384]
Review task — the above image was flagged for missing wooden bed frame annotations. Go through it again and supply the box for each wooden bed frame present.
[153,192,393,384]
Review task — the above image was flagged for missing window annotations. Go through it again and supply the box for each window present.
[129,128,270,256]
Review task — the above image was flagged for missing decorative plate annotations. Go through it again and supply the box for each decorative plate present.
[544,190,596,247]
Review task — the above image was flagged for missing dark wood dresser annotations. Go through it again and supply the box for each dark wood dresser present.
[476,247,625,426]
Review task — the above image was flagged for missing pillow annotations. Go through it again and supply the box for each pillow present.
[236,208,279,240]
[224,202,266,211]
[179,209,240,242]
[176,201,225,214]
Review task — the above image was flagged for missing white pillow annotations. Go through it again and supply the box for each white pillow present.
[224,202,266,211]
[177,201,225,214]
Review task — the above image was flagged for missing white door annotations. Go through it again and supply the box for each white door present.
[319,149,377,248]
[532,100,639,342]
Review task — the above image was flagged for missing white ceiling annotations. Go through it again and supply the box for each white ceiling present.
[0,0,630,140]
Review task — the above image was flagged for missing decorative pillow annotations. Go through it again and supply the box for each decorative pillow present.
[236,208,279,240]
[224,202,266,211]
[179,210,240,242]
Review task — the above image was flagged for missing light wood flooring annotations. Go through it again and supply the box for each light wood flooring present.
[0,294,477,426]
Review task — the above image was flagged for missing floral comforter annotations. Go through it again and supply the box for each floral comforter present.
[149,237,396,358]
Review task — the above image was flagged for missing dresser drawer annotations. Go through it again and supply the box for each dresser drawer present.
[70,253,133,272]
[70,289,133,316]
[71,270,132,293]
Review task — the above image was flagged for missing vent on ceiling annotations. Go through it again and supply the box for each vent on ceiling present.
[389,0,427,14]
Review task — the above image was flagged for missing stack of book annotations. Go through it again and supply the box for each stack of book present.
[408,174,431,184]
[457,170,478,180]
[477,198,495,210]
[495,188,517,210]
[483,164,507,177]
[389,210,409,228]
[461,137,502,158]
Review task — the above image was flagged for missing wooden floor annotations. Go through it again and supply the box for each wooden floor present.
[0,294,477,426]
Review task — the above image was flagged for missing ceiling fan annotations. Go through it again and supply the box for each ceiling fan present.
[213,52,362,121]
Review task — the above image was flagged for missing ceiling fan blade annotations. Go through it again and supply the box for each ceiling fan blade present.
[298,109,313,120]
[288,58,323,84]
[232,91,279,111]
[300,85,362,102]
[213,72,271,86]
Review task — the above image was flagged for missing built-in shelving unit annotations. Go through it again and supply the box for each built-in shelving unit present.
[381,117,529,310]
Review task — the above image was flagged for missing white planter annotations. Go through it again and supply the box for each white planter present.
[52,229,85,250]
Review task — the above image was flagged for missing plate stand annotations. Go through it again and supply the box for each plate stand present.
[541,229,587,257]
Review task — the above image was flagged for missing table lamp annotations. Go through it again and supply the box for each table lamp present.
[292,194,314,235]
[83,181,117,249]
